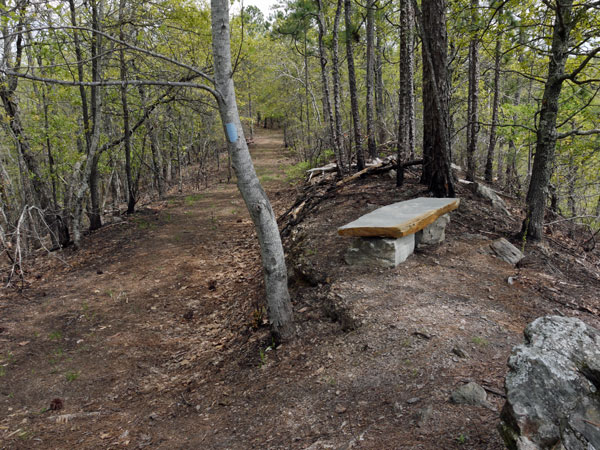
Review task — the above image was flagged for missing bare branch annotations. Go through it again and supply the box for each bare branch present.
[0,69,222,101]
[562,46,600,83]
[557,128,600,139]
[5,25,215,84]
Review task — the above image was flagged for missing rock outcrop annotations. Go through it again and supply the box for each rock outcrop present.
[500,316,600,450]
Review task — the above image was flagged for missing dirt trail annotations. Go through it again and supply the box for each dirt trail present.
[0,130,297,448]
[2,130,599,450]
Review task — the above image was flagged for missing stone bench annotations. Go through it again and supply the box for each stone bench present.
[338,197,460,267]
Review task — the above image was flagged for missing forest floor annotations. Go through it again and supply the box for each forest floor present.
[1,130,600,449]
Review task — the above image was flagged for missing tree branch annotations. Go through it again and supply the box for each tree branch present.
[6,25,215,84]
[557,128,600,139]
[562,46,600,83]
[0,69,222,102]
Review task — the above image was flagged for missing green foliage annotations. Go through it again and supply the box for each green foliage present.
[65,370,80,382]
[184,194,204,205]
[471,336,489,347]
[285,160,312,182]
[48,331,62,341]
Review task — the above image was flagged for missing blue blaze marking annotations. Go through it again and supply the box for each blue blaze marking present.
[225,123,238,143]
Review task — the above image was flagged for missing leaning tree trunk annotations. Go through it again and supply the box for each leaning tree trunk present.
[210,0,293,341]
[419,0,455,197]
[365,0,377,159]
[345,0,365,170]
[465,0,479,182]
[522,0,574,241]
[485,36,502,183]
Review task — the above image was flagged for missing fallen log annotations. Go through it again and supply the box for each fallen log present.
[279,158,423,237]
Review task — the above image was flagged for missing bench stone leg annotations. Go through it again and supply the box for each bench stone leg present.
[415,214,450,247]
[344,234,415,268]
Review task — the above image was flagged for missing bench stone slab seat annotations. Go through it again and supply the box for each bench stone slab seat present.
[338,197,460,238]
[338,198,460,267]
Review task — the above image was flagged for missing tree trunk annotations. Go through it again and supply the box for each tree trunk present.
[419,0,455,197]
[345,0,365,170]
[248,92,254,139]
[0,12,69,248]
[88,153,102,230]
[316,0,340,172]
[365,0,377,159]
[149,118,165,198]
[86,0,103,232]
[375,26,385,146]
[465,0,479,181]
[485,36,501,183]
[210,0,293,341]
[522,0,574,241]
[397,0,415,187]
[332,0,346,174]
[119,0,135,214]
[303,32,311,153]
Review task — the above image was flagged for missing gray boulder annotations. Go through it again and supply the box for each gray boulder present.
[469,181,511,216]
[500,316,600,450]
[451,382,495,410]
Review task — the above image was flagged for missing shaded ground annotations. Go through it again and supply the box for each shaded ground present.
[1,130,599,449]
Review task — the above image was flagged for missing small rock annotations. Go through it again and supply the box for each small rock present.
[451,382,494,410]
[507,276,515,285]
[96,269,103,275]
[452,346,469,358]
[407,397,420,404]
[335,405,347,414]
[413,331,431,340]
[393,401,404,416]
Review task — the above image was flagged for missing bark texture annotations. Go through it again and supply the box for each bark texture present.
[365,0,377,159]
[465,0,479,182]
[119,0,135,213]
[397,0,415,187]
[345,0,365,170]
[332,0,345,173]
[485,37,502,183]
[522,0,574,241]
[419,0,455,197]
[316,0,341,173]
[211,0,294,341]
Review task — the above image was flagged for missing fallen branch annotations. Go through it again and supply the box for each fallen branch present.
[279,158,423,237]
